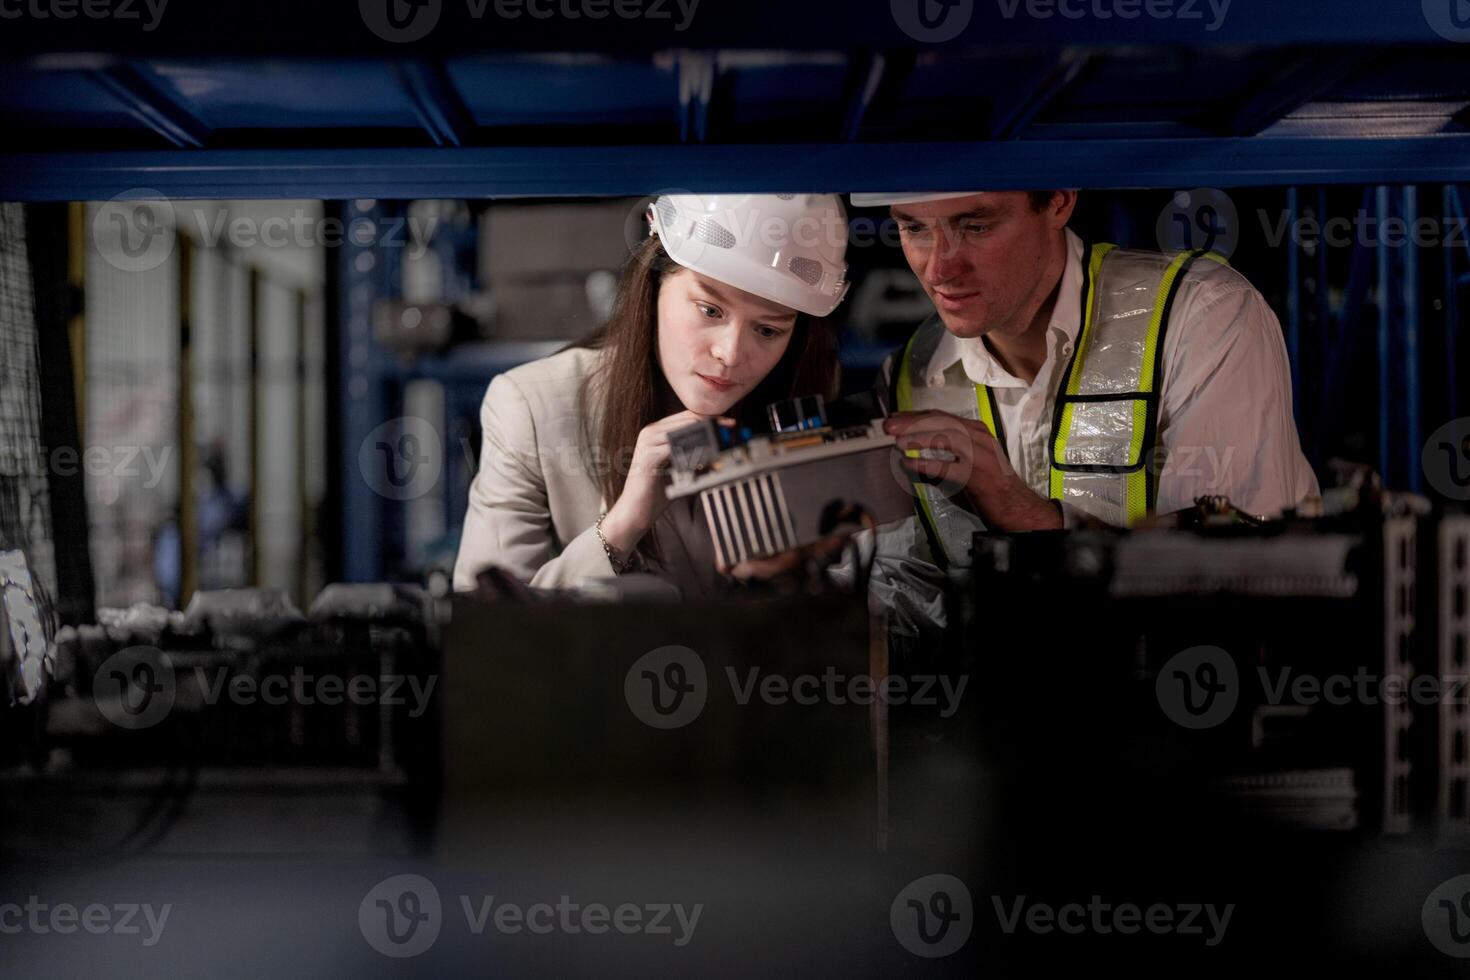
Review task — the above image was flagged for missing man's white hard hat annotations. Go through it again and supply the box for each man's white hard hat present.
[648,193,850,318]
[848,192,983,207]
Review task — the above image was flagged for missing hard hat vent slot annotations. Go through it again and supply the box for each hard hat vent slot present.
[788,256,823,286]
[693,219,736,249]
[655,198,678,233]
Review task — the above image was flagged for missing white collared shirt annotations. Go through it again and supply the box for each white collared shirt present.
[906,228,1319,524]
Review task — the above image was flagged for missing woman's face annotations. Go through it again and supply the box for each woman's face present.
[655,268,800,417]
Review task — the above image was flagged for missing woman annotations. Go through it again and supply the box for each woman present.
[452,193,851,595]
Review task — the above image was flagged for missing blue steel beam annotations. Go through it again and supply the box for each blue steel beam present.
[1310,185,1330,467]
[841,52,886,142]
[1401,185,1421,494]
[14,136,1470,199]
[986,49,1090,140]
[0,1,1459,55]
[86,64,210,149]
[395,60,474,148]
[338,199,394,582]
[1227,52,1371,137]
[1448,185,1466,421]
[1376,185,1391,485]
[677,52,715,143]
[1321,187,1374,473]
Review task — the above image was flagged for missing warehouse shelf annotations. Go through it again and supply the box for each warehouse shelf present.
[1,8,1469,196]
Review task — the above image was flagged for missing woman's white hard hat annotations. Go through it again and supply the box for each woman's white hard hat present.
[648,193,850,318]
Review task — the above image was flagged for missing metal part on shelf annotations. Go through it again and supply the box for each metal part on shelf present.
[968,510,1438,837]
[1382,515,1417,835]
[1108,533,1359,598]
[0,550,48,707]
[1437,516,1470,842]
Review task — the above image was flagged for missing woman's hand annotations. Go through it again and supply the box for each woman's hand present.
[599,411,734,554]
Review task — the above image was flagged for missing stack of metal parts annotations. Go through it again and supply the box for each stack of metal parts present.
[0,203,57,727]
[0,204,57,628]
[1437,514,1470,844]
[1,549,48,709]
[45,584,440,774]
[958,490,1470,846]
[966,498,1452,837]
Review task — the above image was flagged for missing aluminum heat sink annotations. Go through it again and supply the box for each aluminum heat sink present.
[665,417,915,568]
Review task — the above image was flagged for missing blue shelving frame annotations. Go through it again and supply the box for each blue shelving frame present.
[3,10,1467,577]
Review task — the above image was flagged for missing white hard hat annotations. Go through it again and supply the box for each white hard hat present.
[648,193,850,317]
[848,192,982,207]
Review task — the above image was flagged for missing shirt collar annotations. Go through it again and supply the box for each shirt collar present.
[921,227,1086,390]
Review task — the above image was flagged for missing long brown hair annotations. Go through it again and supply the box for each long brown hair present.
[575,236,838,559]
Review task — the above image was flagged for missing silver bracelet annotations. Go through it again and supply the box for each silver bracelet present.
[595,512,635,574]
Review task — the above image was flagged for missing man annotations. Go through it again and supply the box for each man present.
[850,190,1319,642]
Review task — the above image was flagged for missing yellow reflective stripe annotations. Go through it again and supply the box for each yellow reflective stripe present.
[895,331,918,411]
[1125,399,1149,525]
[1049,403,1073,501]
[1138,249,1202,394]
[1125,252,1198,525]
[1050,243,1114,501]
[1124,249,1224,525]
[975,385,996,439]
[895,331,947,560]
[1061,243,1115,398]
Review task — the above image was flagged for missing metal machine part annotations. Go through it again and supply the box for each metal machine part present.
[43,585,438,774]
[1,549,48,707]
[966,508,1447,838]
[1437,515,1470,842]
[666,416,913,567]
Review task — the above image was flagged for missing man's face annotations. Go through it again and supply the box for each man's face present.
[893,191,1069,341]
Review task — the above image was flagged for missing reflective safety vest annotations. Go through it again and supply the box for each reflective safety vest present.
[893,242,1226,568]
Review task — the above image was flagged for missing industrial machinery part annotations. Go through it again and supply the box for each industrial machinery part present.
[1438,515,1470,842]
[966,503,1437,838]
[47,585,437,773]
[0,549,48,707]
[666,396,912,568]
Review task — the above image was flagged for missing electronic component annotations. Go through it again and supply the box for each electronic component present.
[666,410,913,568]
[767,394,828,433]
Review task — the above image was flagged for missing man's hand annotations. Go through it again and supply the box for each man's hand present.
[718,532,850,583]
[884,410,1063,532]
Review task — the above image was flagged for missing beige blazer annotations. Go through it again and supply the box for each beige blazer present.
[452,344,723,595]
